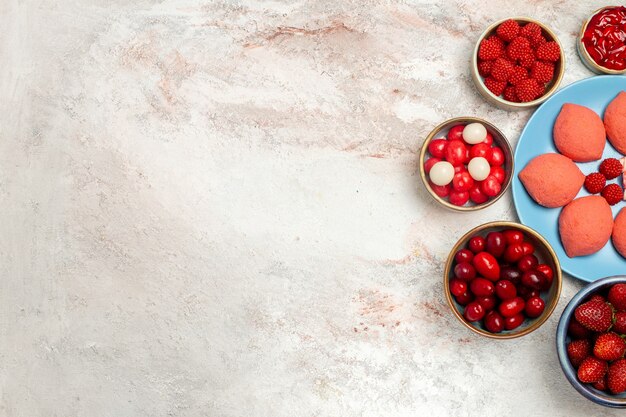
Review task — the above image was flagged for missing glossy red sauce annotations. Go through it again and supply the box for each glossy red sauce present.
[582,6,626,70]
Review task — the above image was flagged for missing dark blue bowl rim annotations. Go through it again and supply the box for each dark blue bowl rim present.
[556,276,626,408]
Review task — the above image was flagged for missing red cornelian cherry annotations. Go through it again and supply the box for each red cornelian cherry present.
[495,279,517,300]
[525,296,545,318]
[454,262,476,281]
[486,231,506,258]
[449,279,467,297]
[468,236,486,253]
[499,266,522,285]
[499,296,525,317]
[504,313,525,330]
[518,286,540,301]
[536,264,553,280]
[472,252,500,281]
[521,270,546,290]
[476,295,497,312]
[470,277,495,297]
[464,301,485,322]
[504,243,525,263]
[521,241,534,255]
[455,249,474,264]
[484,310,504,333]
[455,291,474,306]
[518,254,538,272]
[503,230,524,245]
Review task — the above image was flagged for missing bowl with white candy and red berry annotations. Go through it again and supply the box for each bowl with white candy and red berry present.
[557,276,626,408]
[471,17,565,110]
[419,117,513,211]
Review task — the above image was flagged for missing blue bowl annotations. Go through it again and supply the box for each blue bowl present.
[556,276,626,408]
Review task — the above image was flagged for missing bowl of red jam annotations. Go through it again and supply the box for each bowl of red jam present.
[579,6,626,74]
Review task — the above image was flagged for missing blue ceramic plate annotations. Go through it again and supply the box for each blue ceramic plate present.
[513,76,626,282]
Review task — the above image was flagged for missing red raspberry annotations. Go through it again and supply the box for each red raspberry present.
[496,19,520,42]
[503,86,518,102]
[600,158,623,179]
[536,41,561,61]
[479,36,505,60]
[601,184,624,205]
[490,57,514,81]
[507,36,532,61]
[478,60,493,77]
[584,172,606,194]
[483,77,507,96]
[531,61,554,83]
[515,78,541,102]
[519,50,536,68]
[530,35,547,48]
[508,65,529,86]
[520,22,542,42]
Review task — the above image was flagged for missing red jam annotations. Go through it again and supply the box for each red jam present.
[582,6,626,71]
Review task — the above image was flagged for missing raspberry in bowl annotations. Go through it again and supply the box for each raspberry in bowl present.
[444,221,562,339]
[419,117,513,211]
[556,276,626,408]
[471,17,565,110]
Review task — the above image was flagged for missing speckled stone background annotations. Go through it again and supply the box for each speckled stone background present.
[0,0,622,416]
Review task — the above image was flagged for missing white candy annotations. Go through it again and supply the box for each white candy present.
[468,157,490,181]
[462,123,487,144]
[429,161,455,186]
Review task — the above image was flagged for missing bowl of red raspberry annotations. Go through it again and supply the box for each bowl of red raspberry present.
[419,117,513,211]
[556,276,626,407]
[471,18,565,110]
[444,221,562,339]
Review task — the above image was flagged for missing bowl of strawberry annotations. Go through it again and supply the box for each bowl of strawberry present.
[557,276,626,407]
[419,117,513,211]
[444,221,562,339]
[472,17,565,110]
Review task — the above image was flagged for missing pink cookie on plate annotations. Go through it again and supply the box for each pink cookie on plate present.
[613,208,626,259]
[604,91,626,155]
[559,196,613,258]
[554,103,605,162]
[519,153,584,208]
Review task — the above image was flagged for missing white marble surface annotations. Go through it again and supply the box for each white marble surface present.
[0,0,622,416]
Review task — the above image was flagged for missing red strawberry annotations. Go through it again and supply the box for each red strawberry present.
[490,57,514,81]
[590,294,606,303]
[507,36,532,61]
[614,311,626,334]
[578,356,608,383]
[478,60,493,77]
[569,317,592,339]
[520,22,542,42]
[519,51,536,68]
[584,172,606,194]
[609,283,626,311]
[575,300,614,332]
[479,36,505,60]
[515,78,541,102]
[594,332,626,361]
[593,376,608,391]
[531,61,554,83]
[600,158,623,179]
[508,65,529,86]
[503,86,518,102]
[536,41,561,61]
[496,19,521,42]
[601,183,623,206]
[608,358,626,394]
[567,339,591,367]
[483,77,507,96]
